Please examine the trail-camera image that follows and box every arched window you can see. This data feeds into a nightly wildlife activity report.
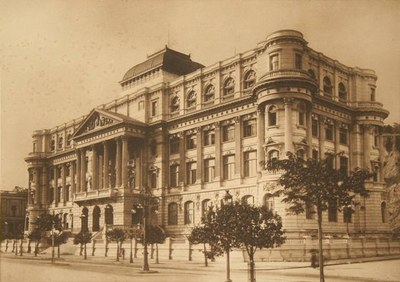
[168,203,178,225]
[268,150,279,162]
[186,91,197,108]
[296,149,305,160]
[298,103,305,126]
[323,76,333,96]
[201,199,211,220]
[51,139,56,151]
[66,134,72,147]
[171,96,180,112]
[381,202,387,223]
[92,206,100,232]
[241,195,254,205]
[204,84,215,102]
[328,200,337,222]
[308,69,316,79]
[223,77,235,96]
[338,83,347,101]
[264,194,274,212]
[244,70,256,89]
[81,207,89,232]
[268,105,277,126]
[58,137,63,149]
[63,213,69,229]
[105,204,113,225]
[184,201,195,225]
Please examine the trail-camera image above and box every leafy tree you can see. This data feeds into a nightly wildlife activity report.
[267,152,371,282]
[46,232,69,258]
[28,229,42,256]
[73,231,92,259]
[188,222,223,267]
[106,228,126,261]
[234,204,285,282]
[135,225,166,264]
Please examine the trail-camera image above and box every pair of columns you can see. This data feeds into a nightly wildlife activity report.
[75,136,129,193]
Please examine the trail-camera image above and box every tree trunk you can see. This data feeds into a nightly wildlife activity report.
[116,242,120,261]
[15,240,18,255]
[58,245,60,258]
[80,244,83,256]
[20,239,23,256]
[249,251,255,282]
[203,244,208,267]
[317,207,325,282]
[27,240,31,253]
[130,238,133,263]
[155,243,159,264]
[34,241,39,256]
[226,249,231,282]
[84,243,87,260]
[5,240,9,252]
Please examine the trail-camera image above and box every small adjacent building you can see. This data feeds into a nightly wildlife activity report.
[0,186,28,237]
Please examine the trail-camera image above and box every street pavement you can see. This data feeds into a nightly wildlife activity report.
[1,251,400,282]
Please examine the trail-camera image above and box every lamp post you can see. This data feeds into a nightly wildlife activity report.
[223,190,233,282]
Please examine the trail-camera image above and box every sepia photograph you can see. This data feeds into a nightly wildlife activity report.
[1,0,399,281]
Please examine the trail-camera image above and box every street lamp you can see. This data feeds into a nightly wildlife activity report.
[223,190,233,205]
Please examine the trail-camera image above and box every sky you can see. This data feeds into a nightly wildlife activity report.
[1,0,399,190]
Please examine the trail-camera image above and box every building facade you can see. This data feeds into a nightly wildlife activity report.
[0,187,28,237]
[25,30,390,240]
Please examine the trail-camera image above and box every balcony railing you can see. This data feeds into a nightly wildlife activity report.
[74,188,116,201]
[259,69,313,81]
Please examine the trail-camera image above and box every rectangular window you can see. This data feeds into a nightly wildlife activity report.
[343,207,352,223]
[339,127,348,144]
[270,54,279,71]
[244,151,257,177]
[295,54,302,69]
[186,134,197,150]
[371,88,375,101]
[65,186,70,202]
[328,201,338,222]
[305,201,315,219]
[243,119,256,137]
[340,156,348,176]
[223,155,235,180]
[299,112,305,126]
[170,138,180,154]
[204,159,215,183]
[312,149,319,160]
[150,172,157,188]
[204,130,215,146]
[325,124,334,141]
[138,101,144,111]
[312,119,319,137]
[186,162,197,185]
[151,100,158,116]
[170,165,179,187]
[222,124,235,142]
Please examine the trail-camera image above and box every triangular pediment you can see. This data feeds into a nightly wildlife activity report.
[72,109,124,138]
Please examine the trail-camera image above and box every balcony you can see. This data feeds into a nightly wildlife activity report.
[74,188,117,203]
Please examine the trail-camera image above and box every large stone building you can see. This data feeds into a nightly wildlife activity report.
[25,30,391,241]
[0,186,28,237]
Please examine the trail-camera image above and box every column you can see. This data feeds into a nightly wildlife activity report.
[334,121,340,168]
[257,107,265,172]
[234,117,242,177]
[122,136,129,188]
[76,150,81,193]
[363,125,371,170]
[27,169,32,205]
[70,161,76,197]
[196,128,202,183]
[284,98,294,154]
[319,116,326,159]
[306,106,313,158]
[62,163,66,203]
[116,138,122,187]
[179,133,186,185]
[214,122,222,182]
[103,142,109,189]
[92,145,98,190]
[378,128,385,181]
[34,168,41,205]
[54,166,58,204]
[41,167,48,205]
[80,149,87,192]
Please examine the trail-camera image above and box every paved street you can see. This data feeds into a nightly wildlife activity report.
[1,253,400,282]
